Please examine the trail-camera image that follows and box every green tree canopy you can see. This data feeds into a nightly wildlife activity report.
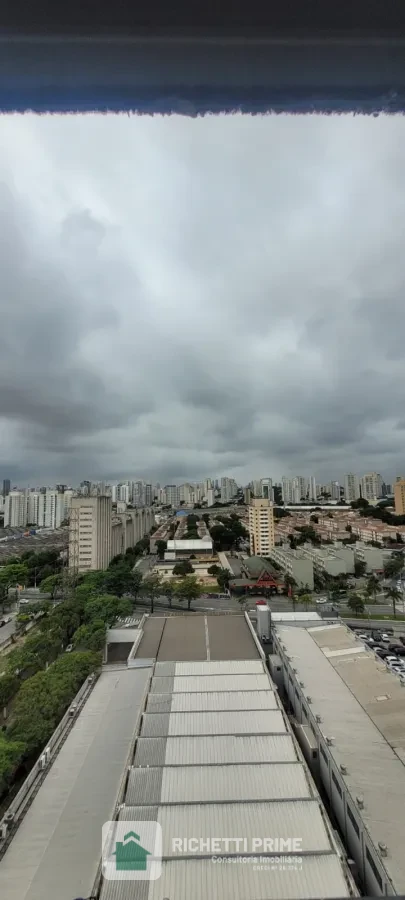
[173,560,194,576]
[174,575,202,610]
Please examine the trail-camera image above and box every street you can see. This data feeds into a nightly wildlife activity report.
[0,613,17,645]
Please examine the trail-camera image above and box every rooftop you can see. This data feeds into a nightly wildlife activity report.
[275,622,405,892]
[100,656,354,900]
[0,667,150,900]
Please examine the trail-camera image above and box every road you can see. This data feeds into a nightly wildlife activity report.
[0,613,17,645]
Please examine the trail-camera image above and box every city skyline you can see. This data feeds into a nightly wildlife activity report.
[2,115,405,483]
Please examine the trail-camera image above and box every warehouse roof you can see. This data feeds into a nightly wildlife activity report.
[99,648,354,900]
[167,538,213,550]
[133,733,300,767]
[126,761,312,805]
[275,622,405,892]
[0,667,150,900]
[100,855,353,900]
[146,689,278,713]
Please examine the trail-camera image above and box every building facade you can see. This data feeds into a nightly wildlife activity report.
[394,478,405,516]
[361,472,383,502]
[69,495,113,573]
[344,473,360,503]
[248,498,275,557]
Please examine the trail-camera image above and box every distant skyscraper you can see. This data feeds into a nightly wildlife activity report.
[344,473,360,503]
[207,488,215,507]
[308,476,317,501]
[2,479,10,499]
[4,490,27,527]
[220,477,237,503]
[361,472,383,502]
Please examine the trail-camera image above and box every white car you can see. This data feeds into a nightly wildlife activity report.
[315,598,327,605]
[381,633,390,642]
[357,633,369,641]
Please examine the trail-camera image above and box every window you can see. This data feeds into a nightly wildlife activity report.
[347,803,360,838]
[366,848,383,890]
[332,771,342,798]
[320,744,328,764]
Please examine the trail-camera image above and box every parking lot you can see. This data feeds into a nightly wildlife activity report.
[348,623,405,681]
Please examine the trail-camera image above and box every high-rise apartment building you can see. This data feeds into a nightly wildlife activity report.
[69,495,112,573]
[220,477,237,503]
[164,485,180,507]
[244,486,252,505]
[4,490,27,527]
[394,479,405,516]
[248,498,275,557]
[361,472,383,503]
[308,476,317,501]
[207,488,215,507]
[2,479,10,499]
[344,473,360,503]
[260,478,273,500]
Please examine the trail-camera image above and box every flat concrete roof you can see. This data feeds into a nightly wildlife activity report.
[0,668,150,900]
[275,622,405,892]
[134,614,260,663]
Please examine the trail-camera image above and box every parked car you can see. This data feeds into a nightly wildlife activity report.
[357,633,369,641]
[375,647,390,658]
[371,631,382,641]
[381,633,391,642]
[385,656,399,664]
[65,644,73,653]
[400,635,405,646]
[388,643,404,653]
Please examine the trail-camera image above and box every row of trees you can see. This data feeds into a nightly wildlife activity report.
[0,548,65,612]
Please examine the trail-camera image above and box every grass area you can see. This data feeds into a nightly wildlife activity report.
[201,584,223,593]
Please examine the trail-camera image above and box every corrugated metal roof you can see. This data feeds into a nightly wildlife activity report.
[167,539,213,550]
[126,763,311,805]
[170,673,271,692]
[119,800,333,855]
[100,855,352,900]
[169,691,278,712]
[174,660,265,676]
[141,709,287,738]
[0,668,150,900]
[276,623,405,892]
[134,734,299,767]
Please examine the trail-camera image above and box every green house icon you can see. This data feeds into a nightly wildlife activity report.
[112,830,151,871]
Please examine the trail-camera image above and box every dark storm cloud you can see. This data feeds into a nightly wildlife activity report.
[1,112,405,485]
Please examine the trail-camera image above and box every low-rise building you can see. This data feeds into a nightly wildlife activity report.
[267,546,314,590]
[272,621,405,896]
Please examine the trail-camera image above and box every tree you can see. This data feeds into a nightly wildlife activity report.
[365,574,380,604]
[384,586,402,618]
[297,591,312,611]
[354,559,367,578]
[140,575,162,614]
[164,582,174,608]
[217,570,230,592]
[0,563,28,591]
[208,564,221,576]
[351,498,369,509]
[173,560,194,576]
[0,672,19,711]
[174,575,202,610]
[347,593,365,616]
[103,562,135,597]
[283,573,296,598]
[40,574,62,600]
[156,540,167,560]
[384,555,404,579]
[73,620,106,652]
[0,734,25,798]
[310,515,319,523]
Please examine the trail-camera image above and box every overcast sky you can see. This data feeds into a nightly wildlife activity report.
[1,113,405,488]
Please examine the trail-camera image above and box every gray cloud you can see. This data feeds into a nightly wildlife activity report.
[1,112,405,487]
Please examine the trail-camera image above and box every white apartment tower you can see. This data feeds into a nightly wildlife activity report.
[361,472,383,503]
[344,473,360,503]
[69,495,112,573]
[220,477,237,503]
[4,491,28,527]
[248,498,275,557]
